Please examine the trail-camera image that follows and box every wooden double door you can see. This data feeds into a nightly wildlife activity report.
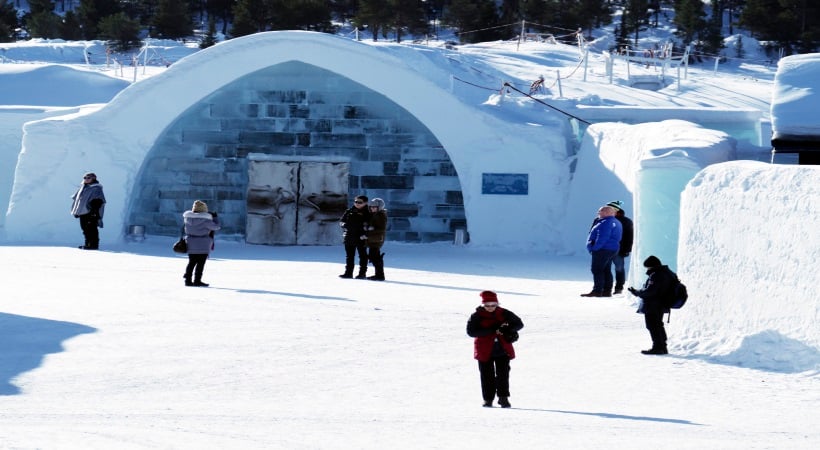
[246,160,349,245]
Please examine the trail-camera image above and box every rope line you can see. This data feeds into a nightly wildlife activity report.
[503,82,590,125]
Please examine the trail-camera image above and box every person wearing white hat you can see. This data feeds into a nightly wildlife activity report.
[606,200,634,295]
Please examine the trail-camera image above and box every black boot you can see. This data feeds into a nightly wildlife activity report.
[355,267,367,279]
[193,273,209,287]
[339,266,354,278]
[183,273,193,287]
[498,397,511,408]
[641,347,668,355]
[368,254,385,280]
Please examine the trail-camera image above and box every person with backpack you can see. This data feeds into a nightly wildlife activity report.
[466,291,524,408]
[628,255,676,355]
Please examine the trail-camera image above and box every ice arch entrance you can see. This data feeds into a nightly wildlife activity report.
[127,61,466,244]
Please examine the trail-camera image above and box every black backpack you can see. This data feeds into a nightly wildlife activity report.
[663,273,688,323]
[666,274,688,309]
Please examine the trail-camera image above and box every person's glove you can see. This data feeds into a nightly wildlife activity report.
[627,287,638,296]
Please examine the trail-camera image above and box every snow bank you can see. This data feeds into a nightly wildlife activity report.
[676,161,820,372]
[771,53,820,138]
[0,64,129,106]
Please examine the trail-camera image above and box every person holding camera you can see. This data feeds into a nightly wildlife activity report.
[182,200,220,287]
[628,255,675,355]
[70,172,106,250]
[466,291,524,408]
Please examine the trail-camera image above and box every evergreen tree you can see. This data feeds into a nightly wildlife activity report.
[699,6,724,56]
[206,0,234,35]
[77,0,122,39]
[354,0,390,41]
[622,0,650,45]
[0,0,18,42]
[98,11,141,51]
[270,0,335,32]
[199,16,217,48]
[573,0,614,39]
[153,0,193,39]
[673,0,705,45]
[445,0,503,43]
[388,0,427,42]
[60,10,84,40]
[230,0,270,37]
[26,0,61,38]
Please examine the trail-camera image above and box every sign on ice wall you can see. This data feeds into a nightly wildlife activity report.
[481,173,529,195]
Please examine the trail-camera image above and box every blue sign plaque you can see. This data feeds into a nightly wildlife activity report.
[481,173,528,195]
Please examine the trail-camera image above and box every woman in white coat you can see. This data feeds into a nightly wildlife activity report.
[182,200,220,287]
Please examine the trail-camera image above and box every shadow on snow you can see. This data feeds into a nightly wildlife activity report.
[0,312,96,395]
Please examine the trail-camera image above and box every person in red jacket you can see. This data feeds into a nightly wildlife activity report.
[466,291,524,408]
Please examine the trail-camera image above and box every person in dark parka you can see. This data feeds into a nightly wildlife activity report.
[628,255,675,355]
[466,291,524,408]
[365,198,388,281]
[339,195,371,279]
[183,200,220,287]
[70,172,106,250]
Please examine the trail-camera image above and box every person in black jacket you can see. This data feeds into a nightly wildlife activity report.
[466,291,524,408]
[607,200,634,295]
[628,255,675,355]
[338,195,371,279]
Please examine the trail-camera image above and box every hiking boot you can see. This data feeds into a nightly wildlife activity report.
[498,397,511,408]
[580,291,601,297]
[601,291,612,297]
[613,287,623,295]
[367,275,385,281]
[641,348,668,355]
[339,272,353,279]
[193,280,209,287]
[482,400,493,408]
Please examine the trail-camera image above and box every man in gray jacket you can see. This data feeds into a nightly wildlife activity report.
[70,172,106,250]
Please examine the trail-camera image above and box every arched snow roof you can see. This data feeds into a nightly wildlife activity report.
[7,31,567,249]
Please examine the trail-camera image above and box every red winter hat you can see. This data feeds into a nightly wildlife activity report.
[480,290,499,304]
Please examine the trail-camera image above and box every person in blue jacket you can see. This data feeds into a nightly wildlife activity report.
[581,205,623,297]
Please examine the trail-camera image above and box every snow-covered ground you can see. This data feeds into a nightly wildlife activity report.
[1,20,818,449]
[1,241,817,449]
